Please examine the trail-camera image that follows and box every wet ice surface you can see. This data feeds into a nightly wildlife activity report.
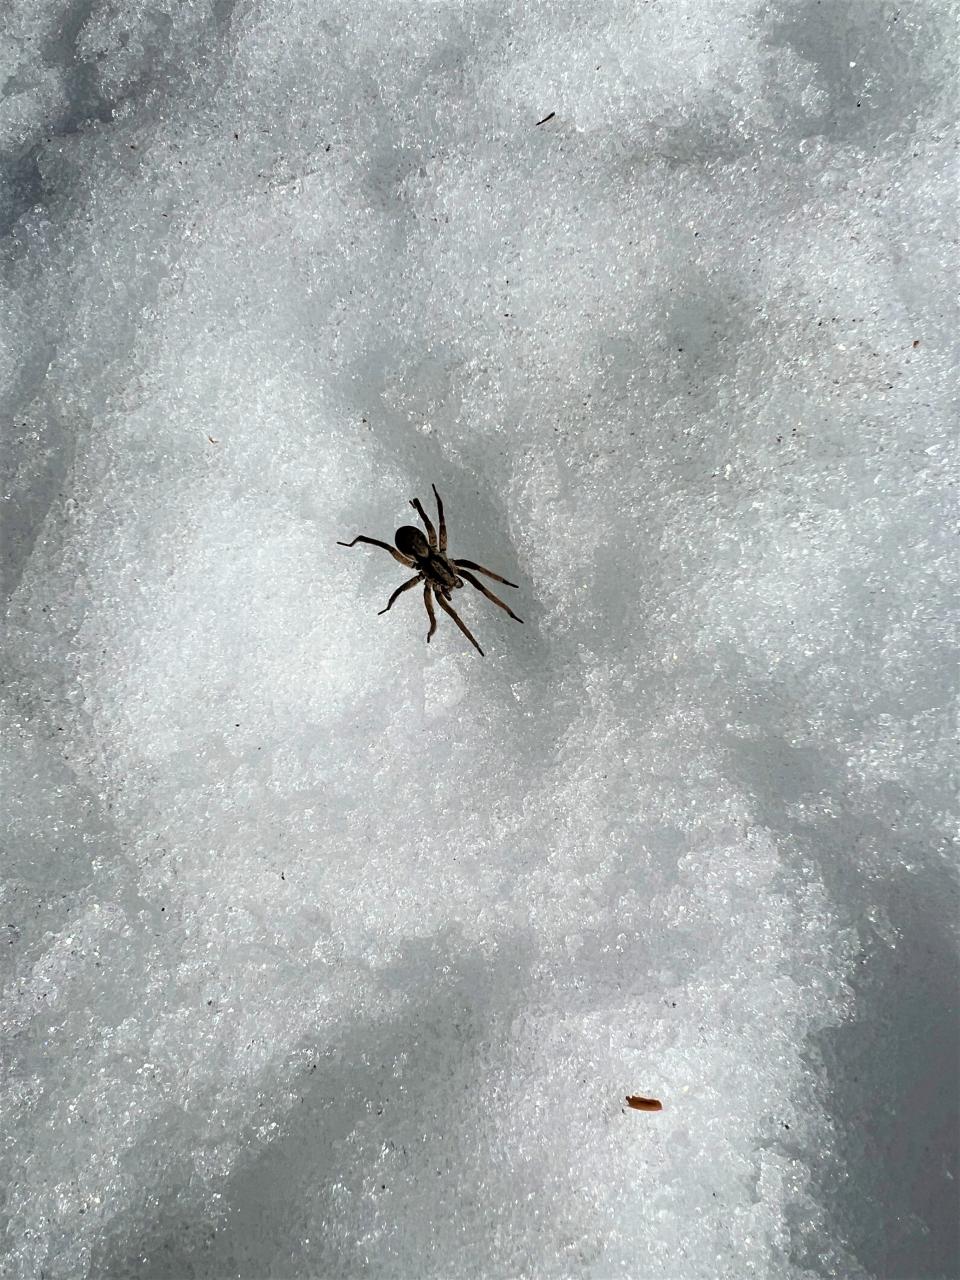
[1,1,958,1277]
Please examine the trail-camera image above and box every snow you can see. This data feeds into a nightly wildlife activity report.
[2,0,957,1276]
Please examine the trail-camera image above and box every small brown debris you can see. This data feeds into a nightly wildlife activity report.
[912,339,920,347]
[625,1095,663,1112]
[536,111,556,126]
[207,436,219,444]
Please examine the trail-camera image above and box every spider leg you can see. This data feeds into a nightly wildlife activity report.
[459,569,524,623]
[453,558,519,588]
[378,574,422,615]
[423,583,437,643]
[432,484,447,552]
[435,591,485,656]
[338,535,414,567]
[409,498,437,549]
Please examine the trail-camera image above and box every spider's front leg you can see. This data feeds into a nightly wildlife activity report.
[459,570,524,623]
[454,558,519,588]
[435,592,485,656]
[423,584,438,642]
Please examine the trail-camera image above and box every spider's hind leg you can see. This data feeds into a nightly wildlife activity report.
[338,534,414,567]
[432,484,447,551]
[409,498,437,549]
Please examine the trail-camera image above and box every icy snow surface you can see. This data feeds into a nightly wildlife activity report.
[2,0,958,1277]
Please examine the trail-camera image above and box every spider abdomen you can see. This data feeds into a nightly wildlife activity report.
[395,525,430,558]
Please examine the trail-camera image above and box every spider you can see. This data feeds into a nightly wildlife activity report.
[337,484,523,656]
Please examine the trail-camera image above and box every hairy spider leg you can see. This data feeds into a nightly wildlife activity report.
[337,535,414,567]
[458,570,524,623]
[378,574,422,615]
[431,484,447,552]
[409,498,437,549]
[453,558,519,588]
[423,584,438,642]
[435,592,485,656]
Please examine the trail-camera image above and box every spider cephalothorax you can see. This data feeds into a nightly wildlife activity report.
[337,485,523,656]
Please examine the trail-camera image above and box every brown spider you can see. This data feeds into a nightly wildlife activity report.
[337,484,523,656]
